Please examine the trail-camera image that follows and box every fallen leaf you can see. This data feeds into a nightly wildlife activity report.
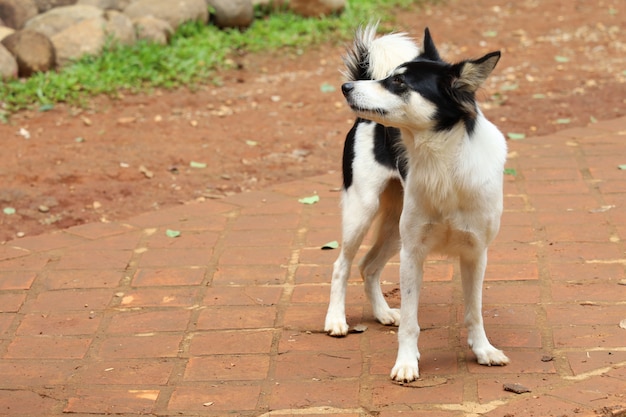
[245,140,258,146]
[320,82,336,93]
[590,116,598,123]
[483,30,498,37]
[165,229,181,238]
[532,93,546,99]
[618,164,626,170]
[619,319,626,329]
[3,207,16,215]
[555,118,571,124]
[139,165,154,179]
[507,132,526,140]
[554,55,570,63]
[589,205,615,213]
[504,168,517,176]
[350,324,368,333]
[39,103,54,112]
[117,116,136,124]
[298,195,320,205]
[190,161,207,169]
[321,240,339,250]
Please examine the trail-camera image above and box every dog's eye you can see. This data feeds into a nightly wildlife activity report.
[392,75,405,87]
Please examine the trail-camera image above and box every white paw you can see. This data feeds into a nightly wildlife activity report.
[375,307,400,326]
[390,360,420,382]
[474,346,510,366]
[324,316,349,337]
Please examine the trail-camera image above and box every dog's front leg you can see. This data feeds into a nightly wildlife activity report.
[390,245,424,382]
[461,250,510,366]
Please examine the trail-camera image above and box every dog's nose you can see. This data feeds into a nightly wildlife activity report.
[341,82,354,96]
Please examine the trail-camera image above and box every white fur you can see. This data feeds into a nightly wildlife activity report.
[325,26,509,382]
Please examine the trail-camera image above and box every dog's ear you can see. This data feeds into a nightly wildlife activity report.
[452,51,501,93]
[421,27,441,61]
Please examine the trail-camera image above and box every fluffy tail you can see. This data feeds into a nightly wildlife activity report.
[342,22,420,82]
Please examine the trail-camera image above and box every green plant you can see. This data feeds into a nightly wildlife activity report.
[0,0,432,115]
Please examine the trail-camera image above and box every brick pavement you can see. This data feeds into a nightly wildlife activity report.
[1,117,626,416]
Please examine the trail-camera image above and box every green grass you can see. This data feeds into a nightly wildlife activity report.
[0,0,432,117]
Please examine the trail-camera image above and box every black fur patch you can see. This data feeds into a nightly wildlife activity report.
[342,119,359,189]
[373,123,407,179]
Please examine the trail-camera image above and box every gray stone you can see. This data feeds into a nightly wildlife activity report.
[123,0,208,31]
[133,15,173,45]
[77,0,130,11]
[207,0,253,29]
[33,0,77,13]
[0,0,39,29]
[0,42,17,78]
[1,29,55,76]
[51,16,105,66]
[0,25,14,41]
[289,0,345,17]
[24,4,103,37]
[105,9,135,45]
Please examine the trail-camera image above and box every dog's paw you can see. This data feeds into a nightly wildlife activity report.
[375,307,400,327]
[324,318,349,337]
[390,361,420,383]
[474,346,510,366]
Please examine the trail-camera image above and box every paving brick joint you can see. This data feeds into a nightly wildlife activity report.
[1,118,626,416]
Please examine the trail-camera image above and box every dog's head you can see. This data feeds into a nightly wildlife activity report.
[342,28,500,134]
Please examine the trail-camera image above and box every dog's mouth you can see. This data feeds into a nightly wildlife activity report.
[346,101,388,117]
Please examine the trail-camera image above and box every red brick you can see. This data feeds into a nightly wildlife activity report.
[97,334,182,358]
[0,252,50,270]
[477,373,565,403]
[20,289,112,312]
[196,306,277,330]
[106,309,191,333]
[487,242,538,264]
[0,389,59,415]
[117,287,199,308]
[223,228,296,247]
[55,249,133,270]
[10,232,83,253]
[549,375,626,409]
[553,325,625,348]
[294,264,334,284]
[0,313,14,334]
[278,330,361,353]
[231,213,301,230]
[212,265,288,285]
[218,246,292,266]
[132,267,207,286]
[371,374,464,405]
[0,360,78,386]
[64,388,159,414]
[0,292,26,312]
[184,355,270,381]
[145,229,219,248]
[551,280,626,302]
[65,222,136,239]
[39,269,122,289]
[6,336,91,359]
[369,349,458,376]
[168,385,261,412]
[203,285,283,306]
[269,379,360,409]
[71,359,174,385]
[282,304,357,332]
[274,350,362,379]
[189,330,274,355]
[17,311,101,336]
[76,230,143,250]
[546,304,625,325]
[547,262,623,282]
[137,247,213,267]
[0,271,37,290]
[467,350,556,374]
[565,350,626,377]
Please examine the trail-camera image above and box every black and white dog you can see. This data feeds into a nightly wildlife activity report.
[324,23,509,382]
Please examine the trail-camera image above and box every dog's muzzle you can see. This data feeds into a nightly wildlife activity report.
[341,82,355,97]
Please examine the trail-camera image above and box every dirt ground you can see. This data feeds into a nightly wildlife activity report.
[1,0,624,243]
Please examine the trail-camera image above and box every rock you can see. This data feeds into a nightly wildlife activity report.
[0,25,14,41]
[104,9,135,45]
[33,0,77,13]
[24,4,103,37]
[0,0,39,29]
[76,0,130,11]
[51,16,105,66]
[132,15,173,45]
[123,0,208,31]
[1,29,55,76]
[207,0,253,29]
[0,43,17,78]
[289,0,345,17]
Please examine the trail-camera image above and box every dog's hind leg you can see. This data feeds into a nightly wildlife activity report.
[359,179,402,327]
[460,250,510,366]
[325,184,386,337]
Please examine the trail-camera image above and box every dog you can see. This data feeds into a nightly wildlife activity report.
[324,23,510,382]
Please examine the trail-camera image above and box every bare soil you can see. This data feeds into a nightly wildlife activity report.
[1,0,624,243]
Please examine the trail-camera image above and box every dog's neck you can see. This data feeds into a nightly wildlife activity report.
[400,122,468,165]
